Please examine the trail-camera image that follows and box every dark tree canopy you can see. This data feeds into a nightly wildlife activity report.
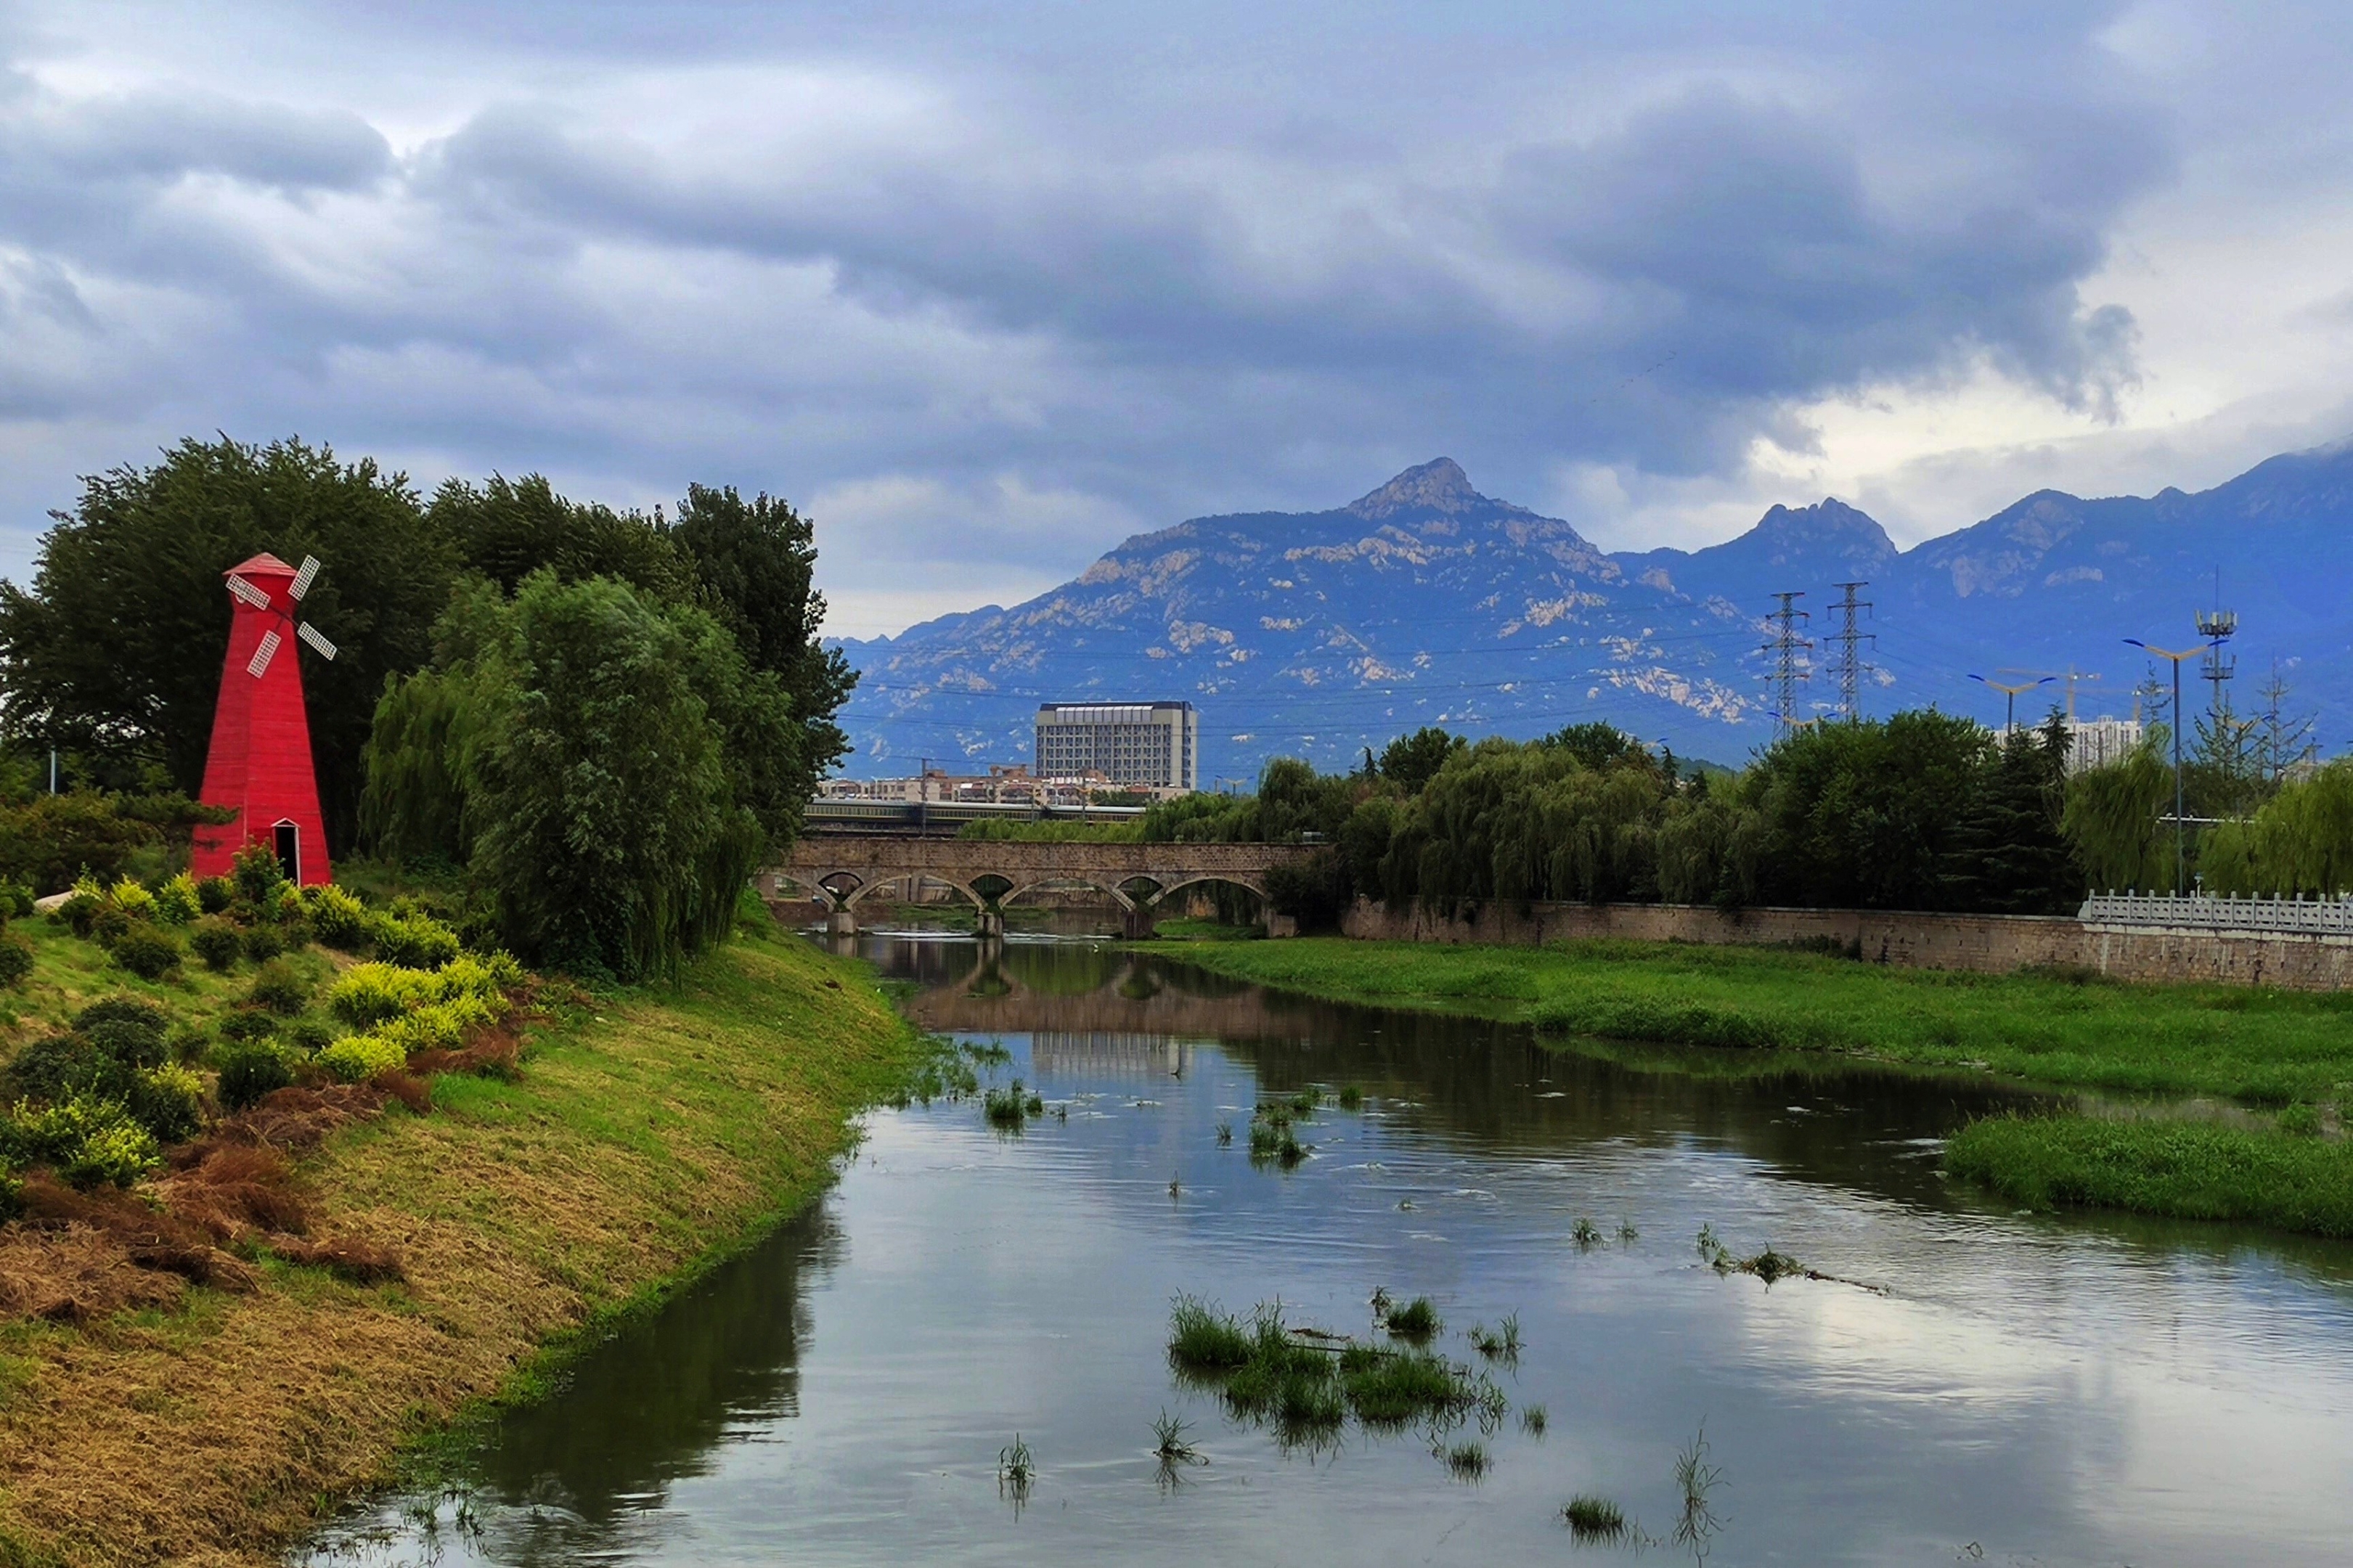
[1378,726,1464,793]
[433,473,694,600]
[0,436,455,852]
[671,483,857,786]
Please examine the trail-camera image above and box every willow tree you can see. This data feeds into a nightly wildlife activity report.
[2062,741,2177,893]
[365,571,801,980]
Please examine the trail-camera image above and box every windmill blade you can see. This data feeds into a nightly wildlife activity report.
[227,574,272,611]
[289,555,322,602]
[248,629,282,677]
[296,621,338,661]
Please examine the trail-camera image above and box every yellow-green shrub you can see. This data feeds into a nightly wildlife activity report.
[317,1034,407,1083]
[323,963,438,1027]
[153,873,202,925]
[303,883,371,950]
[107,876,158,920]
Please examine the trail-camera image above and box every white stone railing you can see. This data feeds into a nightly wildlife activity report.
[2077,891,2353,936]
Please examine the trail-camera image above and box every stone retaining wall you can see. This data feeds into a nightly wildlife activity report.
[1339,897,2353,991]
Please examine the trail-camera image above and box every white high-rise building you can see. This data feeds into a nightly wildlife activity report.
[1035,702,1199,793]
[2066,716,2145,774]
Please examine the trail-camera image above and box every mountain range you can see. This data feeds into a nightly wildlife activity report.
[830,441,2353,778]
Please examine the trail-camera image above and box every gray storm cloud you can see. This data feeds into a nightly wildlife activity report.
[0,0,2277,623]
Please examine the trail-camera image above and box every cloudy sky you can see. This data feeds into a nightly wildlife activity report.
[1,1,2348,635]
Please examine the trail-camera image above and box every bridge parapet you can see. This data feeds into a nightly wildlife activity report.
[772,834,1314,935]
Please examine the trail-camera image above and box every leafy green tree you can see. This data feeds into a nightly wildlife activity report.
[1739,711,1994,909]
[0,437,454,852]
[463,573,746,979]
[1941,718,2080,914]
[672,484,857,748]
[1377,727,1464,793]
[433,473,693,600]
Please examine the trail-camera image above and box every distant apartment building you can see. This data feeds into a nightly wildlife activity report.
[1035,701,1199,793]
[2065,716,2145,775]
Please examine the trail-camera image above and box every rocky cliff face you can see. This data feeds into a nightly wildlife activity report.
[833,441,2353,776]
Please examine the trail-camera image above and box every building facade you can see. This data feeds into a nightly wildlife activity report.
[2065,716,2145,775]
[1035,701,1199,793]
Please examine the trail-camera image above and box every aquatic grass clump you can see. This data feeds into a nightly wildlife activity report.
[1151,1409,1202,1464]
[1382,1294,1440,1342]
[1520,1402,1548,1437]
[1165,1296,1498,1463]
[1215,1121,1233,1146]
[1167,1295,1257,1373]
[1466,1312,1520,1363]
[1672,1422,1726,1553]
[1442,1440,1490,1482]
[1563,1494,1627,1542]
[1572,1217,1604,1249]
[998,1434,1033,1504]
[982,1079,1043,1131]
[1337,1084,1365,1110]
[1698,1225,1808,1283]
[1341,1347,1463,1428]
[1247,1117,1310,1169]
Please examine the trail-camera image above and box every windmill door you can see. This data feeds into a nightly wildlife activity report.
[272,820,302,885]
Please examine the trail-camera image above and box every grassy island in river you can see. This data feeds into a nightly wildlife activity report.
[1143,936,2353,1238]
[0,923,918,1567]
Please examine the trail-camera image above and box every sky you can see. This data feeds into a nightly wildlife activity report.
[1,1,2349,637]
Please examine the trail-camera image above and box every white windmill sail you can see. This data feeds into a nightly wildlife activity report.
[237,555,337,677]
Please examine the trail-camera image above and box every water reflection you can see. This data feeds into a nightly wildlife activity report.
[304,934,2353,1568]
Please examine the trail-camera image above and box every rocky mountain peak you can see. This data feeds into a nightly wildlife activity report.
[1345,457,1482,520]
[1744,497,1898,565]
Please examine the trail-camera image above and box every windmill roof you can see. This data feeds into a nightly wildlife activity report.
[227,552,296,579]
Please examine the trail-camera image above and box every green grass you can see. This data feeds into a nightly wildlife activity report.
[1949,1113,2353,1236]
[1150,936,2353,1105]
[0,918,926,1564]
[1149,917,1263,942]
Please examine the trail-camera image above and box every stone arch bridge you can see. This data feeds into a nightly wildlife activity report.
[772,835,1313,936]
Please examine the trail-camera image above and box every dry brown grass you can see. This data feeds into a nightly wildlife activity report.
[0,930,915,1567]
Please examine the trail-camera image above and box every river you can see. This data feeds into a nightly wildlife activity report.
[300,934,2353,1566]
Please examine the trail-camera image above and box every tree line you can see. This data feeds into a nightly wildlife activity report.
[1157,711,2353,928]
[0,436,854,979]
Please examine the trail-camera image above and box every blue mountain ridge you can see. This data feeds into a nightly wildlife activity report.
[829,443,2353,778]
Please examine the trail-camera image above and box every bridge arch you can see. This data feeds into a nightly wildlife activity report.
[1001,877,1139,913]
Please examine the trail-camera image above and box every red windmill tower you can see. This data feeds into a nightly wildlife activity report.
[189,552,339,886]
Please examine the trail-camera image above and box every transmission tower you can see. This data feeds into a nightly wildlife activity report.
[1826,581,1875,721]
[1761,592,1811,738]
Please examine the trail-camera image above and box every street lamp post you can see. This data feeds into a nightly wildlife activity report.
[2126,638,2200,894]
[1969,673,2055,738]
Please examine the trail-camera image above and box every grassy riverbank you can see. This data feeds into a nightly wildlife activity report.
[0,924,919,1567]
[1145,936,2353,1236]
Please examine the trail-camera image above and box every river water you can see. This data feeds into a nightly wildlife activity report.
[302,935,2353,1567]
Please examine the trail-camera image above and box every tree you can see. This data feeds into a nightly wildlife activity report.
[432,473,693,600]
[2063,740,2175,893]
[1941,718,2079,914]
[1377,727,1464,793]
[0,436,454,853]
[671,484,857,801]
[1742,711,1993,910]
